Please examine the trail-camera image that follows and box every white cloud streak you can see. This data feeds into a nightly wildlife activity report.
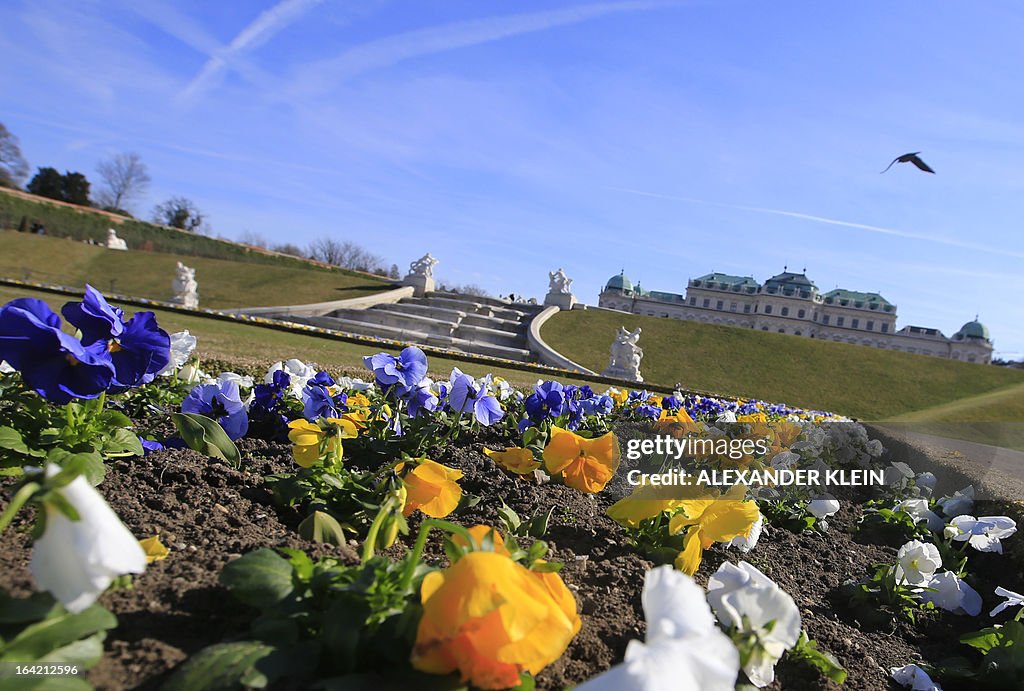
[611,187,1024,260]
[292,1,677,97]
[179,0,325,102]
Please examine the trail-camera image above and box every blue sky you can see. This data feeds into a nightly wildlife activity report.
[3,0,1023,357]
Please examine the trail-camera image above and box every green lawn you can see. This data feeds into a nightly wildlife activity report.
[0,286,595,390]
[885,382,1024,451]
[0,231,391,308]
[542,309,1024,420]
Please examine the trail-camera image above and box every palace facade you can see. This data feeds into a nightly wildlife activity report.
[598,269,993,364]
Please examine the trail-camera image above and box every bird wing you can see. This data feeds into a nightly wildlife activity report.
[909,154,935,173]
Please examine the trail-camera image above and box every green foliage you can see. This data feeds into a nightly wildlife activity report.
[165,548,436,690]
[497,501,555,539]
[842,564,932,624]
[858,502,929,541]
[170,412,240,466]
[788,631,848,684]
[760,496,818,534]
[0,590,117,684]
[938,621,1024,687]
[0,380,142,484]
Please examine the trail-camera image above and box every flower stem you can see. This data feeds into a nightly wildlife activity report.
[398,518,472,593]
[361,502,389,563]
[0,482,41,534]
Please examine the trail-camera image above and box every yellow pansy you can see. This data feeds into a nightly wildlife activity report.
[452,524,511,556]
[608,388,629,408]
[607,481,713,529]
[402,459,464,518]
[483,446,540,475]
[669,488,760,575]
[411,551,581,689]
[542,426,620,494]
[287,417,358,467]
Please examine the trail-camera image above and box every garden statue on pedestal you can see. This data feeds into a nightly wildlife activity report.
[602,326,643,382]
[544,267,577,310]
[106,228,128,251]
[403,252,438,296]
[172,262,199,309]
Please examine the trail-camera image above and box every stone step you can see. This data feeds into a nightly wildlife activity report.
[417,295,535,322]
[454,322,528,349]
[326,308,458,337]
[430,291,545,313]
[289,316,534,362]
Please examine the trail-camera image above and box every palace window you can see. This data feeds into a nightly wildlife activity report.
[716,300,724,310]
[781,307,789,316]
[881,323,889,333]
[836,316,845,326]
[730,302,737,312]
[821,315,830,325]
[798,309,806,318]
[867,320,874,331]
[852,319,860,329]
[744,304,751,313]
[689,297,696,305]
[703,298,710,308]
[764,305,773,314]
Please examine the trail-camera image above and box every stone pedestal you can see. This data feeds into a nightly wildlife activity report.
[602,326,643,382]
[403,273,435,297]
[602,363,643,383]
[544,292,577,310]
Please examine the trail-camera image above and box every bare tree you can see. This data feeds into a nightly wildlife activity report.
[388,263,400,279]
[96,152,151,212]
[272,242,307,257]
[152,196,205,233]
[307,236,387,273]
[0,123,29,188]
[442,282,492,297]
[238,230,268,248]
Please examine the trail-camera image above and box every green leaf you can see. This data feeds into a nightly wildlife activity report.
[298,511,347,546]
[0,605,116,663]
[35,633,106,668]
[0,427,31,455]
[321,599,369,673]
[44,449,104,487]
[170,413,241,467]
[219,550,294,608]
[161,641,277,691]
[789,631,847,684]
[101,428,143,457]
[0,592,62,625]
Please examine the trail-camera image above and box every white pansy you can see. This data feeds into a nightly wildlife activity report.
[891,663,942,691]
[30,466,147,613]
[265,359,317,397]
[335,376,374,392]
[716,411,737,424]
[216,372,254,389]
[156,330,197,376]
[706,561,801,687]
[865,438,884,457]
[807,494,840,519]
[178,363,207,385]
[990,586,1024,617]
[894,540,942,586]
[729,514,764,552]
[491,376,514,401]
[0,360,14,374]
[883,462,915,489]
[895,498,945,532]
[576,566,739,691]
[770,451,800,471]
[945,515,1017,553]
[936,485,975,517]
[919,571,982,616]
[914,472,937,496]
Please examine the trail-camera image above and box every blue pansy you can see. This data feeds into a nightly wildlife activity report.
[661,395,683,411]
[302,378,347,420]
[363,346,428,389]
[0,297,114,403]
[248,369,292,439]
[406,380,440,418]
[182,379,249,440]
[636,403,663,420]
[447,368,504,426]
[62,285,171,390]
[524,380,568,422]
[580,394,614,416]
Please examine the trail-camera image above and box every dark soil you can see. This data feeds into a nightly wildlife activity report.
[2,428,1022,690]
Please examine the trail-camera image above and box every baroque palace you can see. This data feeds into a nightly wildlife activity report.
[598,268,993,364]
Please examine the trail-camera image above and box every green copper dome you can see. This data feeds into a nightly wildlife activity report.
[957,319,990,340]
[606,271,633,292]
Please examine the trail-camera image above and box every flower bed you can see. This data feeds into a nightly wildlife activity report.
[1,288,1022,690]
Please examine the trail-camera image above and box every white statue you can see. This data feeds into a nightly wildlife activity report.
[408,253,439,278]
[603,326,643,382]
[106,228,128,251]
[548,268,573,295]
[172,262,199,309]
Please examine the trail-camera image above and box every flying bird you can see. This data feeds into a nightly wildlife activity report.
[881,152,935,174]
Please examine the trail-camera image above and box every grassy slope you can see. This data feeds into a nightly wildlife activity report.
[0,286,596,390]
[542,309,1024,420]
[0,231,390,308]
[884,382,1024,451]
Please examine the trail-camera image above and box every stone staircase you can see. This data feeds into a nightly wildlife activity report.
[290,291,545,362]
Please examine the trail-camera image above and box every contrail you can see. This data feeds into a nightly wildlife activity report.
[610,187,1024,261]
